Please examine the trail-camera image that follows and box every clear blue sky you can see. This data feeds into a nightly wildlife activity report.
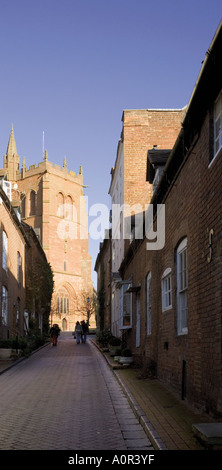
[0,0,221,286]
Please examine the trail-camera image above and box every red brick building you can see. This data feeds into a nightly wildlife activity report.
[0,186,26,338]
[109,108,185,337]
[95,229,111,331]
[118,21,222,416]
[0,184,52,339]
[1,130,93,332]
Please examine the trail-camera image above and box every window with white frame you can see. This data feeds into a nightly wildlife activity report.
[16,298,20,326]
[2,230,8,271]
[17,252,22,284]
[120,282,132,329]
[2,286,8,325]
[146,272,152,335]
[162,268,172,311]
[214,90,222,157]
[176,238,188,335]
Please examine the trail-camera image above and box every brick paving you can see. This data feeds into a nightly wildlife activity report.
[0,333,153,451]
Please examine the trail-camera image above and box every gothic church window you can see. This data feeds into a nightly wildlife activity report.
[65,195,73,220]
[56,287,70,315]
[21,195,26,218]
[29,190,36,216]
[57,192,64,217]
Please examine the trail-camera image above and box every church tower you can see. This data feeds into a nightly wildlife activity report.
[4,126,19,182]
[2,128,93,331]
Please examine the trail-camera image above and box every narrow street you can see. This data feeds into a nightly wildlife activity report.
[0,332,153,451]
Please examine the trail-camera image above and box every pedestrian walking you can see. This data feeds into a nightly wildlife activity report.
[49,324,60,346]
[75,321,83,344]
[81,320,89,343]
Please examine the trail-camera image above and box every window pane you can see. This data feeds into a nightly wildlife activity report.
[123,292,131,326]
[121,283,132,328]
[177,240,188,334]
[146,273,151,334]
[2,231,7,270]
[2,286,8,325]
[214,92,222,156]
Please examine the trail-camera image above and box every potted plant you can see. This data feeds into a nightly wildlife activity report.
[108,336,121,356]
[114,348,122,362]
[119,348,133,365]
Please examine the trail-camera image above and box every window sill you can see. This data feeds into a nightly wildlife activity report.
[177,328,188,336]
[162,306,172,313]
[208,147,221,169]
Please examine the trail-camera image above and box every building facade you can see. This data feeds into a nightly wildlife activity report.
[118,21,222,416]
[109,108,186,337]
[95,229,111,331]
[0,184,52,339]
[0,187,26,338]
[1,131,93,332]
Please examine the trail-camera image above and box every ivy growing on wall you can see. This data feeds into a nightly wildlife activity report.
[26,258,54,333]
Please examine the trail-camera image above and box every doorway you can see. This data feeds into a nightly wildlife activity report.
[62,318,67,331]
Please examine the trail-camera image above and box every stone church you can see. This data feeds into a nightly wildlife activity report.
[1,127,93,331]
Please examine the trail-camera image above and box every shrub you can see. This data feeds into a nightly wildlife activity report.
[121,348,132,357]
[96,329,113,347]
[115,348,122,356]
[109,336,121,347]
[0,339,13,349]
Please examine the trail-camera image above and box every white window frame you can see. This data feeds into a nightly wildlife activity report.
[162,268,172,312]
[16,298,20,326]
[2,230,8,271]
[2,286,8,325]
[214,90,222,158]
[177,238,188,335]
[136,291,141,347]
[146,272,152,335]
[17,251,22,284]
[120,282,132,329]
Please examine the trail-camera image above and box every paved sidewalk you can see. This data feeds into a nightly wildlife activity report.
[0,333,153,451]
[99,348,216,451]
[0,335,216,451]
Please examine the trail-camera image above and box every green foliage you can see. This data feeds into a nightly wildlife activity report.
[121,348,132,357]
[26,259,54,312]
[109,336,121,347]
[96,329,113,347]
[0,339,13,349]
[115,348,122,356]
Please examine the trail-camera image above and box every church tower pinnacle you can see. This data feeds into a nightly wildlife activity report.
[4,126,19,181]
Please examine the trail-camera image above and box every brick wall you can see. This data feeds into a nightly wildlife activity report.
[123,109,186,207]
[121,107,222,416]
[16,159,93,331]
[0,192,26,338]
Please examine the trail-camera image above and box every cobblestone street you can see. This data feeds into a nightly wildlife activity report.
[0,333,153,451]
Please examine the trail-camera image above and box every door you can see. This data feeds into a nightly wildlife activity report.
[136,292,140,347]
